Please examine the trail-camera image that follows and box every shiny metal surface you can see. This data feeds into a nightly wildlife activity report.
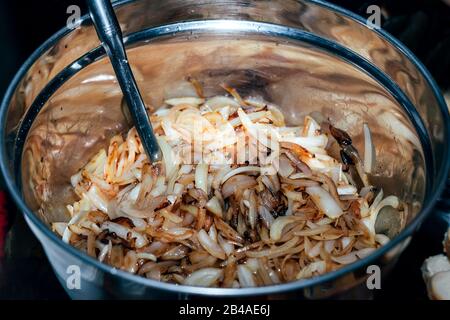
[88,0,162,163]
[0,0,449,299]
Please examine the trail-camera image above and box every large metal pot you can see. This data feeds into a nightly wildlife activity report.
[1,0,449,299]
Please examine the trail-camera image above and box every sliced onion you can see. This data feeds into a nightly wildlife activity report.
[324,240,335,253]
[161,245,189,260]
[56,85,403,288]
[218,234,234,256]
[208,224,218,242]
[52,222,67,237]
[296,261,326,279]
[237,265,256,287]
[337,184,358,196]
[150,176,167,197]
[237,108,279,149]
[278,154,295,178]
[270,216,304,241]
[195,163,209,194]
[307,241,322,258]
[245,258,260,273]
[279,135,328,150]
[173,183,184,195]
[136,252,157,261]
[180,204,199,217]
[206,196,223,218]
[62,209,89,243]
[97,241,111,262]
[355,247,376,259]
[101,221,148,248]
[363,123,375,174]
[258,205,275,229]
[160,209,183,224]
[244,96,270,109]
[375,233,390,245]
[157,136,177,179]
[165,97,204,106]
[214,217,244,243]
[222,175,257,199]
[220,166,260,185]
[284,190,303,202]
[371,195,399,216]
[198,229,226,260]
[211,165,231,190]
[269,269,281,284]
[332,248,376,265]
[256,259,274,286]
[123,250,139,273]
[294,225,331,236]
[86,185,109,214]
[166,228,194,240]
[184,268,223,287]
[70,171,82,188]
[363,195,399,235]
[331,252,358,265]
[341,237,353,249]
[266,104,285,127]
[246,236,299,258]
[229,110,267,127]
[246,191,258,229]
[205,95,240,110]
[370,189,384,210]
[303,116,321,137]
[305,186,343,218]
[280,177,319,187]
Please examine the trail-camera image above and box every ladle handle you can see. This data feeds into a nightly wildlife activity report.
[87,0,162,163]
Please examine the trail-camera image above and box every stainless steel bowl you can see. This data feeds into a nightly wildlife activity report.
[1,0,449,299]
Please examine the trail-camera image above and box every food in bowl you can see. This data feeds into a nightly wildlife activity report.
[51,85,405,287]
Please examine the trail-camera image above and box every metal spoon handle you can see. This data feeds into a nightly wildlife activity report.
[87,0,161,162]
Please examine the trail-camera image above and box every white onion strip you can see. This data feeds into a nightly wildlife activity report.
[195,163,209,194]
[305,186,343,219]
[363,123,375,173]
[198,229,226,260]
[220,166,260,184]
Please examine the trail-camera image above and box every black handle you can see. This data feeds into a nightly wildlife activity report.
[87,0,161,162]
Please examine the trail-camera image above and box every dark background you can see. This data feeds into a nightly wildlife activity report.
[0,0,449,299]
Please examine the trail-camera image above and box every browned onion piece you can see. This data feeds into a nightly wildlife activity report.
[246,237,300,259]
[278,154,295,178]
[310,173,343,209]
[282,149,312,176]
[222,174,257,198]
[280,176,319,188]
[184,268,223,287]
[214,217,244,244]
[161,245,190,260]
[222,258,237,288]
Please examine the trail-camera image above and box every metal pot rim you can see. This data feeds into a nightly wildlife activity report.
[1,0,449,297]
